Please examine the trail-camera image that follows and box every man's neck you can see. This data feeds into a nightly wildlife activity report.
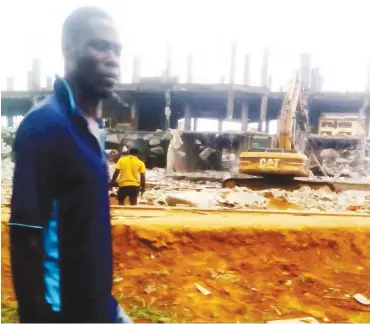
[65,76,100,118]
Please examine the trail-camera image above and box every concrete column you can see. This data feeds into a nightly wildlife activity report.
[258,95,268,132]
[8,116,14,128]
[186,55,193,83]
[261,48,269,87]
[226,89,235,120]
[227,43,236,120]
[300,53,311,90]
[268,76,272,90]
[164,89,171,130]
[27,71,33,91]
[266,120,270,134]
[241,101,249,131]
[132,55,141,83]
[316,68,322,91]
[31,58,41,90]
[218,119,223,132]
[184,103,192,131]
[193,118,198,131]
[244,54,250,85]
[310,68,317,91]
[366,62,370,92]
[229,42,236,84]
[164,42,172,82]
[46,76,53,90]
[130,100,138,130]
[6,77,14,91]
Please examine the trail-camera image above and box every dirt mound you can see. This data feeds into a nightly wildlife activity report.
[2,214,370,323]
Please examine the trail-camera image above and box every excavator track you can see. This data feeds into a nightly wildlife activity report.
[222,175,370,193]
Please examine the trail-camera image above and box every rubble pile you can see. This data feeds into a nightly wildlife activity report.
[1,134,14,205]
[310,148,370,180]
[1,158,13,204]
[106,130,174,169]
[266,186,370,212]
[140,183,370,213]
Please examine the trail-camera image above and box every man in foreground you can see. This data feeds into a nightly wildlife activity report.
[9,6,131,323]
[111,148,146,205]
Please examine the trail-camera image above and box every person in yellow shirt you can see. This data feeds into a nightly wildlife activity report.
[111,148,146,205]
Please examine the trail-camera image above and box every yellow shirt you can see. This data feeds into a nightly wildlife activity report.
[115,155,146,187]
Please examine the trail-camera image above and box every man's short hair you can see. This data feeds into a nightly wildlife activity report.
[129,148,140,155]
[62,6,112,47]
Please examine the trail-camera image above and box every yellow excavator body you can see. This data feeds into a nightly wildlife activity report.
[239,149,308,178]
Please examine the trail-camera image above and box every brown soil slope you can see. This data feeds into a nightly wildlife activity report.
[2,211,370,323]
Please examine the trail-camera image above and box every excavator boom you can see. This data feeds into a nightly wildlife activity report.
[278,75,302,149]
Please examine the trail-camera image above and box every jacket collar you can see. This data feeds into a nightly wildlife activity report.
[53,76,104,129]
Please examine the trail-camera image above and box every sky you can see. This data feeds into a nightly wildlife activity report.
[1,0,369,91]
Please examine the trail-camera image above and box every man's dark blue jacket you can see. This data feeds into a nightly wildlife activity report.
[9,77,118,322]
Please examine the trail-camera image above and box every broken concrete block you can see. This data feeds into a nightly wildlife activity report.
[150,147,165,155]
[149,138,161,146]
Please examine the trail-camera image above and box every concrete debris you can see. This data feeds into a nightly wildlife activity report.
[105,134,120,144]
[1,157,14,205]
[353,293,370,305]
[138,170,370,212]
[167,130,185,174]
[265,188,287,199]
[222,189,268,209]
[221,150,238,171]
[144,284,157,294]
[158,190,223,208]
[126,140,135,148]
[150,147,165,155]
[194,283,212,295]
[149,138,161,146]
[143,133,155,141]
[311,148,370,179]
[199,148,216,161]
[125,133,139,141]
[2,152,370,213]
[282,187,369,212]
[161,132,173,141]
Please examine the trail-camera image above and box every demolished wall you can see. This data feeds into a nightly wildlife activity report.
[308,137,370,180]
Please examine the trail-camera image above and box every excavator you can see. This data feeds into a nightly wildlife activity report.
[222,74,336,191]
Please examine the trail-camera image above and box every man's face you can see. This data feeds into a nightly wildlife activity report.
[73,17,121,99]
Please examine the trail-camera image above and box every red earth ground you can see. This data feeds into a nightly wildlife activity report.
[2,210,370,323]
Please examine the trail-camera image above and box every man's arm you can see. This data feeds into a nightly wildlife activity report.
[140,173,146,194]
[139,161,146,194]
[110,159,121,186]
[10,112,57,322]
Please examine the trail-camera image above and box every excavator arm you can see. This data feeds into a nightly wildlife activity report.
[277,74,305,150]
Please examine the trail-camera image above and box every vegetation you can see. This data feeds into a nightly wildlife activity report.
[115,293,187,323]
[1,300,18,323]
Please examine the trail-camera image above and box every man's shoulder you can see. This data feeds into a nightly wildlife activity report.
[120,155,132,163]
[18,95,68,134]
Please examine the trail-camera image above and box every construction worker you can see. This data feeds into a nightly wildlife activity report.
[9,6,131,323]
[111,148,146,205]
